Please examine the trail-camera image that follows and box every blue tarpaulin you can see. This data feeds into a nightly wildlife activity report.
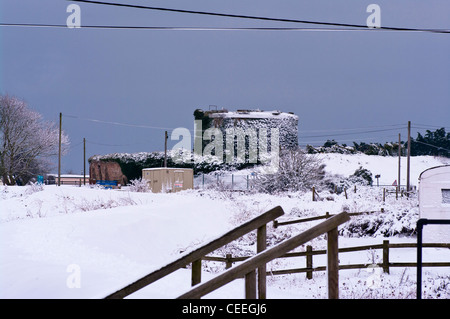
[95,180,117,189]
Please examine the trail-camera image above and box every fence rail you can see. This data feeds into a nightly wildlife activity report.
[177,212,351,299]
[104,206,283,299]
[203,240,450,279]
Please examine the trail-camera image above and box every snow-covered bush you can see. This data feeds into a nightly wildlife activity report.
[340,207,419,237]
[129,178,150,193]
[75,196,137,212]
[351,166,373,186]
[25,181,44,194]
[321,173,367,194]
[253,149,325,193]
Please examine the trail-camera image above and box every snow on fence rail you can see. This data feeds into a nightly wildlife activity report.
[273,210,384,228]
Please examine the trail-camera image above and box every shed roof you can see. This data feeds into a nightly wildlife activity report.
[142,167,193,171]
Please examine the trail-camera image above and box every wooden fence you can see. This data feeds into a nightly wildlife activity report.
[203,240,450,279]
[312,185,414,202]
[178,212,351,299]
[105,206,284,299]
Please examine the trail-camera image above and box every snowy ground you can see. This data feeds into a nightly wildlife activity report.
[1,154,449,299]
[195,154,449,190]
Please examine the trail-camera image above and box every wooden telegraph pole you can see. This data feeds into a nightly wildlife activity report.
[58,112,62,186]
[83,138,86,185]
[398,133,401,193]
[164,131,168,168]
[406,121,411,196]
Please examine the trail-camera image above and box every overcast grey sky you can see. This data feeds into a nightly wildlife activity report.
[1,0,449,174]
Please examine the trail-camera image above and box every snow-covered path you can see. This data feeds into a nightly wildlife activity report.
[0,187,234,298]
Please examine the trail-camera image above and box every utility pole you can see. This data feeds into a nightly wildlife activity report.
[58,112,62,186]
[164,131,168,168]
[406,121,411,196]
[398,133,401,193]
[83,137,86,185]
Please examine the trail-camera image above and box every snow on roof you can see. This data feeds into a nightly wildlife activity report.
[206,109,298,120]
[142,167,193,171]
[418,164,450,180]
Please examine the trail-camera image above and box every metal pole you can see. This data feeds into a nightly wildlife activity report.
[416,219,424,299]
[416,219,450,299]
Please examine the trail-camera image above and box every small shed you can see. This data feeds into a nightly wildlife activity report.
[142,168,193,193]
[418,165,450,243]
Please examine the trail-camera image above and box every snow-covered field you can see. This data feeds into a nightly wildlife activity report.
[1,154,449,299]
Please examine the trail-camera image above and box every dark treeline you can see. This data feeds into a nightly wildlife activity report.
[306,128,449,158]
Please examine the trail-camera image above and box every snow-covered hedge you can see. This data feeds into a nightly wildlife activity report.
[89,150,256,183]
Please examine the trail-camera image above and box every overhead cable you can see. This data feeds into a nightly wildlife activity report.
[68,0,450,34]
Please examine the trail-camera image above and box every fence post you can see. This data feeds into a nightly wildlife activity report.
[245,270,257,299]
[382,240,390,274]
[192,259,202,286]
[257,225,267,299]
[344,188,348,199]
[312,187,316,201]
[383,188,386,202]
[327,227,339,299]
[225,254,233,269]
[306,245,313,280]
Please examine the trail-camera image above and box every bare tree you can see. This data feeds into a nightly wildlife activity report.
[253,148,325,193]
[0,94,70,185]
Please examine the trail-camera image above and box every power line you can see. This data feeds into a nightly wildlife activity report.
[85,139,151,147]
[412,124,450,130]
[299,127,406,138]
[298,124,405,133]
[63,114,174,130]
[413,140,450,152]
[298,133,403,145]
[0,23,377,31]
[3,23,445,33]
[67,140,84,150]
[69,0,450,34]
[64,113,409,137]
